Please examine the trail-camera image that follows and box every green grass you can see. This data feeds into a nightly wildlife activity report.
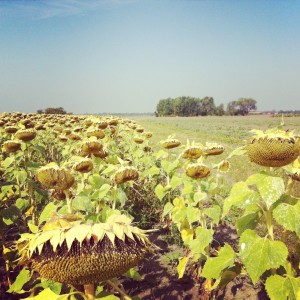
[130,115,300,187]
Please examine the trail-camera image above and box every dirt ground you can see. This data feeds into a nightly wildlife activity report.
[122,226,269,300]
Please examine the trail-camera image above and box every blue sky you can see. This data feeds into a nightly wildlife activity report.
[0,0,299,114]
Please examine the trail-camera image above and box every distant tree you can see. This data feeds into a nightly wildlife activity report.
[156,96,223,117]
[226,98,257,115]
[215,103,225,116]
[37,107,68,114]
[156,98,174,116]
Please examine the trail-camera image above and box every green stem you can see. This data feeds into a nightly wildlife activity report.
[265,208,276,275]
[106,280,131,300]
[265,209,274,240]
[64,190,72,214]
[286,178,294,196]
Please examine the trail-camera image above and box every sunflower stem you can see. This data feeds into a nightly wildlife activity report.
[64,190,72,214]
[84,284,95,300]
[286,178,294,195]
[106,280,132,300]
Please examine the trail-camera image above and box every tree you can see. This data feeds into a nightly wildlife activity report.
[226,98,257,115]
[37,107,67,114]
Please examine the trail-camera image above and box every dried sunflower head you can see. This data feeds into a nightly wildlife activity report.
[136,127,144,133]
[5,126,18,134]
[15,129,37,142]
[133,137,144,144]
[96,121,108,129]
[36,163,75,190]
[73,158,93,173]
[58,135,68,142]
[79,139,103,155]
[161,138,181,149]
[2,140,22,153]
[181,146,204,159]
[69,133,82,141]
[87,129,105,139]
[93,148,109,159]
[204,143,225,156]
[143,132,153,138]
[114,166,139,184]
[20,214,149,285]
[246,129,300,167]
[143,146,152,152]
[217,160,231,173]
[186,163,210,179]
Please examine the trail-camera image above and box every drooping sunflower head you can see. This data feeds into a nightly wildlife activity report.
[186,163,210,179]
[21,214,150,285]
[204,143,225,156]
[246,129,300,167]
[216,160,231,173]
[87,129,105,139]
[4,126,18,134]
[161,138,181,149]
[93,148,109,159]
[73,158,94,173]
[15,129,37,142]
[136,127,144,133]
[79,138,103,155]
[114,166,139,184]
[133,136,144,144]
[96,121,108,129]
[143,131,152,138]
[2,140,22,153]
[36,163,75,190]
[181,146,204,159]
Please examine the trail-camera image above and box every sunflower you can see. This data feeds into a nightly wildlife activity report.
[19,214,149,285]
[36,164,75,190]
[114,166,139,184]
[161,138,181,149]
[15,129,37,142]
[246,129,300,167]
[186,163,210,179]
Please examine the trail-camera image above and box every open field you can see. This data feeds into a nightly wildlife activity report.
[131,115,300,184]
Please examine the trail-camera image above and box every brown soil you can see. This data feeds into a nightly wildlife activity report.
[122,225,269,300]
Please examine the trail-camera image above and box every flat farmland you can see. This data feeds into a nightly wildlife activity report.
[131,115,300,184]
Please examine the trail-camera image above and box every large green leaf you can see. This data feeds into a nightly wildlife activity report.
[222,182,260,217]
[186,206,199,224]
[273,201,300,238]
[236,212,260,235]
[246,173,284,209]
[8,268,31,293]
[39,202,57,224]
[204,205,221,225]
[14,170,27,185]
[188,227,213,261]
[154,184,167,201]
[201,244,235,279]
[26,288,69,300]
[266,274,300,300]
[239,230,288,283]
[72,192,92,212]
[163,202,174,217]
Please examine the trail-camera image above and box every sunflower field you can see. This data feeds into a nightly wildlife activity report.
[1,112,300,300]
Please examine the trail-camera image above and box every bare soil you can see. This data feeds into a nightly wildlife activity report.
[122,226,269,300]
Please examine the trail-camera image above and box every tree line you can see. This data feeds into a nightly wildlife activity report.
[156,97,257,117]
